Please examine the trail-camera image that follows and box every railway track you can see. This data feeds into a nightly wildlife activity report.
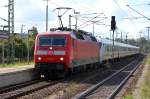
[0,79,42,94]
[0,79,62,99]
[73,56,144,99]
[0,55,143,99]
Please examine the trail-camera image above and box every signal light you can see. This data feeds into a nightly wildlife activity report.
[111,16,116,31]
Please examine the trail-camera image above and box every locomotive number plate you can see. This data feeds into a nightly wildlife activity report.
[46,57,53,60]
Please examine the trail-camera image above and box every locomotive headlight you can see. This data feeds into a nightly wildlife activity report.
[60,57,64,61]
[38,57,42,60]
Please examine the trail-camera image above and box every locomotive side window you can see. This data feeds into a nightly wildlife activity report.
[39,36,66,46]
[76,34,85,40]
[90,36,97,42]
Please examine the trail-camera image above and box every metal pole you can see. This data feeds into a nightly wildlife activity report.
[2,44,5,64]
[139,32,142,38]
[69,15,71,28]
[27,31,29,64]
[115,31,118,40]
[43,0,49,31]
[46,0,48,31]
[126,33,128,52]
[8,0,11,63]
[21,24,25,37]
[11,0,14,63]
[126,34,128,44]
[93,23,95,35]
[146,27,150,40]
[121,32,122,43]
[20,25,25,61]
[74,12,80,30]
[148,27,149,40]
[8,0,14,63]
[75,15,77,30]
[112,30,114,61]
[8,2,10,63]
[110,31,111,40]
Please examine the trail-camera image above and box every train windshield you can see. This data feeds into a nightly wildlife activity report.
[39,36,66,46]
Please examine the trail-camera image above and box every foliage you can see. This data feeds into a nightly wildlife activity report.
[29,26,38,39]
[140,56,150,99]
[0,61,33,68]
[28,26,38,57]
[13,34,27,58]
[123,95,133,99]
[0,26,38,63]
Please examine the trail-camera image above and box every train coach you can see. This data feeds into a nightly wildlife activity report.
[99,39,139,63]
[34,28,139,79]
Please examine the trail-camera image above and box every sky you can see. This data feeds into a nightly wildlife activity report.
[0,0,150,39]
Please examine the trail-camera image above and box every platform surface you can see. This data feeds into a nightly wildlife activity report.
[0,65,34,75]
[0,64,38,88]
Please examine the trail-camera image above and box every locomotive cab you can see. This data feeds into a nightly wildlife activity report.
[34,32,71,78]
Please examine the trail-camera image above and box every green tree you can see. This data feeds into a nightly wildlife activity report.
[128,39,138,46]
[29,26,38,39]
[28,26,38,58]
[13,34,27,60]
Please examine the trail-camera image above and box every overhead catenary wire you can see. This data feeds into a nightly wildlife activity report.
[78,18,107,29]
[123,17,145,19]
[113,0,129,16]
[77,13,105,28]
[128,3,150,6]
[112,0,145,38]
[126,5,150,21]
[114,0,140,25]
[113,0,139,27]
[0,17,8,22]
[71,15,107,25]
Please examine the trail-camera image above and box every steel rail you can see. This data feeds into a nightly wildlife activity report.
[0,79,63,99]
[0,79,43,94]
[73,59,137,99]
[107,59,142,99]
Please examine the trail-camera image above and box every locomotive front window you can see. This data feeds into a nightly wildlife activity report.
[39,37,52,46]
[39,36,66,46]
[52,37,66,46]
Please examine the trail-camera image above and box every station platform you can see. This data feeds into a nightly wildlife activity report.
[0,64,34,75]
[0,64,38,88]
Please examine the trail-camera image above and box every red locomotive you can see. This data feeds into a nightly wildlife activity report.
[34,28,100,78]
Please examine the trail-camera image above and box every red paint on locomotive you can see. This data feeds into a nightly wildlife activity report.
[34,31,100,77]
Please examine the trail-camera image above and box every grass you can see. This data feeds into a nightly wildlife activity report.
[140,57,150,99]
[123,55,150,99]
[0,61,34,68]
[123,95,133,99]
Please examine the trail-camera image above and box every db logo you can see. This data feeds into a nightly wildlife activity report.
[48,51,53,55]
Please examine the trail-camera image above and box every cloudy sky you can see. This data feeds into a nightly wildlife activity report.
[0,0,150,39]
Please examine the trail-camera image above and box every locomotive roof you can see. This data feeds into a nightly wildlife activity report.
[37,30,97,42]
[38,27,94,38]
[99,38,139,49]
[37,31,71,36]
